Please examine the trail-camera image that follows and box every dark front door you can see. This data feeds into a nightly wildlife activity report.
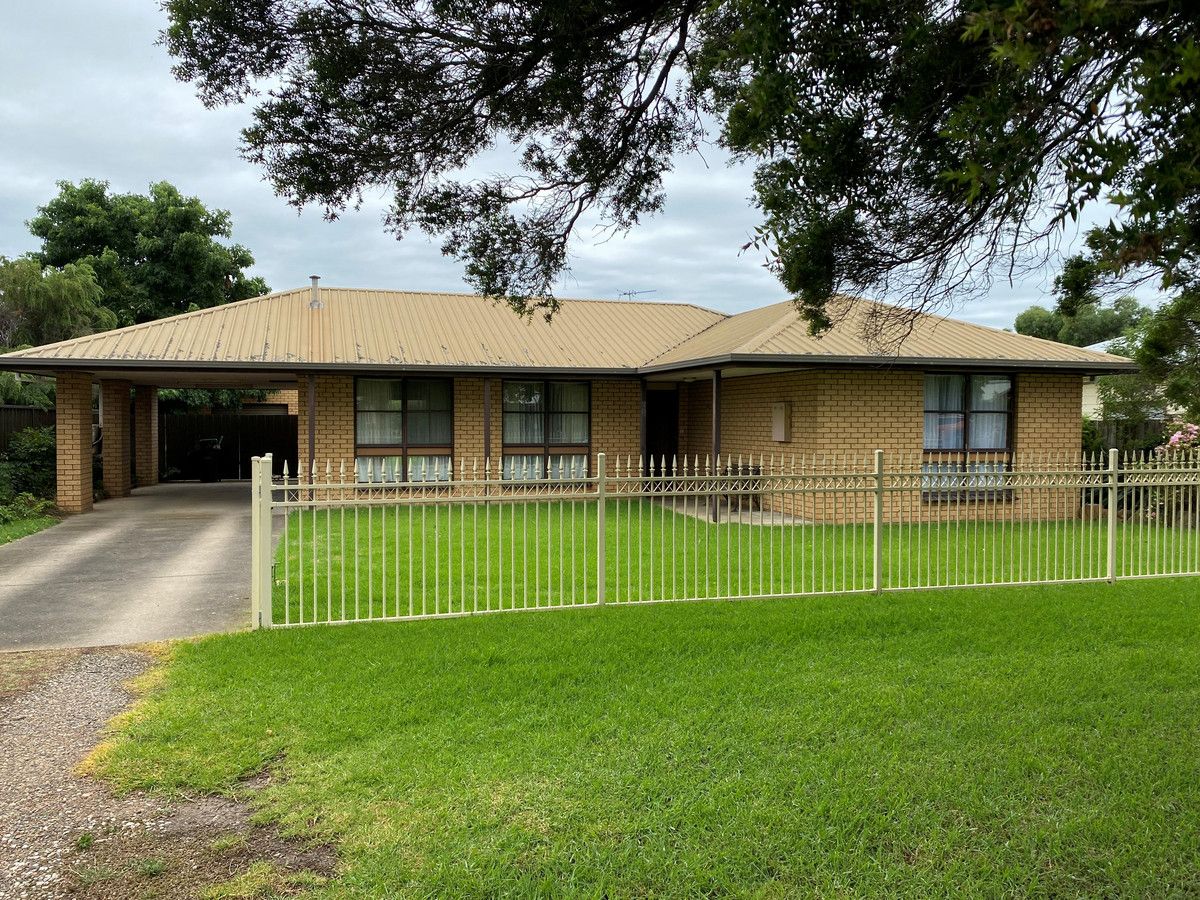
[645,387,679,472]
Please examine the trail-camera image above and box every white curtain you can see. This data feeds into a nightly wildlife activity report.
[503,454,543,480]
[356,412,403,445]
[503,382,544,443]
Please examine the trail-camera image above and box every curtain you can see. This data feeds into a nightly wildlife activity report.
[356,411,403,445]
[548,454,587,480]
[355,455,402,483]
[924,374,964,411]
[356,379,403,411]
[968,413,1008,449]
[407,455,451,482]
[407,411,452,445]
[924,412,964,449]
[503,454,543,480]
[969,375,1011,411]
[503,382,544,444]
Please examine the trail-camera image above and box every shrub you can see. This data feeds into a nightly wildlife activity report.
[0,492,53,524]
[0,426,56,500]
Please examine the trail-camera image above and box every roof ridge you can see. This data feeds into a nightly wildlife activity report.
[734,301,805,353]
[311,286,723,316]
[640,307,733,365]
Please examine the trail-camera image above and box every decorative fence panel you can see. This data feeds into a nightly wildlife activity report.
[249,450,1200,629]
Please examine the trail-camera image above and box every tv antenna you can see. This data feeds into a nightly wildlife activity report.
[617,289,657,300]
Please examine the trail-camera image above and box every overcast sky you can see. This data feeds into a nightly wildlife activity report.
[0,0,1114,330]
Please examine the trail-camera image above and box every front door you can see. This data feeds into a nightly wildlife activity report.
[645,387,679,473]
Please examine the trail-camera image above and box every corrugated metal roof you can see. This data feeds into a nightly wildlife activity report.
[0,287,1136,374]
[645,297,1137,371]
[0,287,723,372]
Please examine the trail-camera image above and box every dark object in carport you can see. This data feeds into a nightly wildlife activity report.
[186,437,224,482]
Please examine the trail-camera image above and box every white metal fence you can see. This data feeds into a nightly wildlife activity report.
[249,449,1200,628]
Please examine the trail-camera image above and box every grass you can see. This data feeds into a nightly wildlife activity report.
[273,499,1199,623]
[0,513,57,545]
[95,579,1200,897]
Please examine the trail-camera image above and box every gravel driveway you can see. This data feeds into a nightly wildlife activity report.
[0,483,256,651]
[0,650,161,898]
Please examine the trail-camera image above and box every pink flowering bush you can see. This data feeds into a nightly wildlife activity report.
[1159,422,1200,454]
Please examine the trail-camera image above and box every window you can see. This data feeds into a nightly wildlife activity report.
[356,455,403,484]
[502,380,590,479]
[503,382,544,444]
[923,374,1013,498]
[407,455,452,482]
[354,377,453,483]
[356,379,403,446]
[923,374,1012,450]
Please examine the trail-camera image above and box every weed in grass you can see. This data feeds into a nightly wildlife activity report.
[201,861,326,899]
[74,831,94,851]
[209,832,248,854]
[72,864,118,885]
[135,857,167,877]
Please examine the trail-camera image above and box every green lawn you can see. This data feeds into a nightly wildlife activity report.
[272,500,1200,624]
[0,513,57,545]
[98,580,1200,897]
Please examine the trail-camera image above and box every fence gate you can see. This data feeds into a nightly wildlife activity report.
[249,449,1200,630]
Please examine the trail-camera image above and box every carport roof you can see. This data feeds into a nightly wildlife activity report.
[0,286,1137,376]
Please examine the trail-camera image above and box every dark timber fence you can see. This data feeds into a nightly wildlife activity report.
[0,406,55,453]
[160,413,297,481]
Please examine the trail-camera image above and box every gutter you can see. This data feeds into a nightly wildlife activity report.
[0,352,1138,379]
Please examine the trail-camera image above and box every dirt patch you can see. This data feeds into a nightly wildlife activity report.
[60,788,336,898]
[0,648,336,899]
[0,648,80,702]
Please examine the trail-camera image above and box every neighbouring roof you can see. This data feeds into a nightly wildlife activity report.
[0,286,1136,377]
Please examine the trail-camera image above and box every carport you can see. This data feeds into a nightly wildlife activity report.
[0,280,334,515]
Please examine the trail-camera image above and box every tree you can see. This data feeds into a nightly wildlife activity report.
[1014,296,1150,347]
[161,1,1198,326]
[0,256,115,407]
[28,180,269,327]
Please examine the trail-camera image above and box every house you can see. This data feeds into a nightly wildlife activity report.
[0,280,1135,516]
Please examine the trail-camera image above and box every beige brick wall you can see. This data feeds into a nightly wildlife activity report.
[591,379,642,471]
[264,388,300,415]
[55,371,93,513]
[133,386,159,487]
[295,375,355,475]
[100,379,132,498]
[677,368,1084,522]
[294,374,641,477]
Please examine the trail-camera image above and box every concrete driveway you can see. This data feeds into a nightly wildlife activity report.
[0,483,256,650]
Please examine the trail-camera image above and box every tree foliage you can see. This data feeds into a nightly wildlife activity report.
[28,179,269,326]
[1014,295,1149,347]
[162,0,1199,328]
[0,256,114,348]
[0,256,114,407]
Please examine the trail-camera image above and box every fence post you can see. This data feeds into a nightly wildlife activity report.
[1107,447,1119,584]
[250,456,262,628]
[596,452,607,605]
[250,453,274,628]
[873,449,884,593]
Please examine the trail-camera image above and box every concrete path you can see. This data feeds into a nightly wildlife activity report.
[0,483,255,651]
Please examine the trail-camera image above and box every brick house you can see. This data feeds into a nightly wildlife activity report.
[0,280,1134,515]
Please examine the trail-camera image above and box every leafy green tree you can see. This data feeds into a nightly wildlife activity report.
[0,256,114,347]
[28,180,269,327]
[160,0,1198,331]
[1014,296,1150,348]
[0,256,115,407]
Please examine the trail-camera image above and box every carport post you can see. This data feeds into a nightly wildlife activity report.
[250,454,274,629]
